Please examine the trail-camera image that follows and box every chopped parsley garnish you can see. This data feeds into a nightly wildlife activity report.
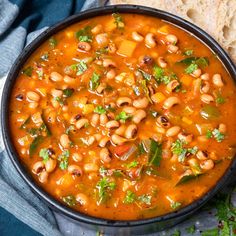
[96,177,116,204]
[153,65,164,82]
[123,190,136,204]
[49,37,58,48]
[170,201,182,209]
[138,194,152,205]
[185,63,198,74]
[212,129,225,142]
[63,88,74,97]
[184,50,193,56]
[75,26,92,42]
[115,111,131,122]
[71,61,88,75]
[58,150,70,170]
[126,160,138,169]
[39,148,50,163]
[206,130,213,139]
[22,66,33,77]
[62,195,76,206]
[112,13,124,29]
[89,72,100,91]
[94,106,106,114]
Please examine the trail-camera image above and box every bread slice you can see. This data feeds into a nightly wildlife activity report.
[110,0,236,63]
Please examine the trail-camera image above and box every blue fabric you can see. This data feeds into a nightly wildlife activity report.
[0,0,103,235]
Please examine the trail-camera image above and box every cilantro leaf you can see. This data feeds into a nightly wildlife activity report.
[49,37,58,48]
[126,160,139,169]
[124,190,136,204]
[138,194,152,205]
[94,106,106,114]
[138,69,152,81]
[115,111,131,122]
[75,26,92,42]
[63,88,74,97]
[171,201,182,209]
[22,66,33,77]
[184,50,193,56]
[71,61,88,75]
[39,148,50,163]
[112,13,124,29]
[62,195,76,206]
[186,225,196,234]
[185,63,198,74]
[58,150,70,170]
[153,65,164,82]
[89,72,100,91]
[206,129,213,139]
[212,129,225,142]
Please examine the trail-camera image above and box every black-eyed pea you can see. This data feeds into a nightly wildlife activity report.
[212,74,224,87]
[100,114,108,126]
[200,81,210,93]
[166,80,180,93]
[132,109,146,124]
[138,55,154,66]
[103,58,116,68]
[178,132,193,143]
[115,125,126,136]
[95,33,108,45]
[64,75,75,84]
[200,73,210,81]
[191,68,202,78]
[106,120,120,129]
[106,69,116,79]
[122,106,136,114]
[94,134,102,141]
[32,161,45,174]
[68,165,83,177]
[29,102,39,109]
[96,82,107,94]
[111,134,127,146]
[60,134,70,149]
[75,118,89,129]
[99,136,110,147]
[132,31,144,42]
[145,33,157,48]
[156,115,170,128]
[166,126,181,137]
[91,24,102,34]
[76,193,88,206]
[163,97,180,109]
[157,57,167,68]
[165,34,178,44]
[201,94,214,104]
[133,97,149,109]
[50,71,63,82]
[45,158,57,172]
[196,150,208,161]
[26,91,40,102]
[167,44,178,53]
[84,163,99,172]
[200,159,214,170]
[78,42,91,52]
[38,170,48,183]
[125,124,137,139]
[100,148,112,163]
[51,89,63,97]
[218,123,226,133]
[117,97,132,107]
[72,153,83,162]
[91,114,100,127]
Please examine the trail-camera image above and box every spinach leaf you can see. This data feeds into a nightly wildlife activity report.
[176,173,203,186]
[29,136,44,157]
[20,116,31,129]
[148,139,162,167]
[177,57,209,68]
[63,88,74,97]
[89,72,100,91]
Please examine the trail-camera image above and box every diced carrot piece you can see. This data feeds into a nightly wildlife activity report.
[114,144,131,157]
[157,25,169,35]
[182,116,193,125]
[181,75,193,86]
[105,18,117,32]
[117,40,137,57]
[151,92,166,103]
[57,173,74,187]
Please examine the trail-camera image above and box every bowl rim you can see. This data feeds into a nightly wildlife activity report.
[1,4,236,227]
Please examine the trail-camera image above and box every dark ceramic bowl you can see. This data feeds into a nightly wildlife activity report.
[1,5,236,235]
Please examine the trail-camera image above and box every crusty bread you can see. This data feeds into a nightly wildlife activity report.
[110,0,236,63]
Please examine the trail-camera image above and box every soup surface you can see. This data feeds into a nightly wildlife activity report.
[9,13,236,220]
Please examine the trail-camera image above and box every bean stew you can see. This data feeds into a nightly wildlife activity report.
[9,13,236,220]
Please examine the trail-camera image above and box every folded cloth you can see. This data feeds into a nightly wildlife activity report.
[0,0,103,235]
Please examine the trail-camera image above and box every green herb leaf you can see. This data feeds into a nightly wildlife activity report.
[94,106,106,114]
[20,116,31,129]
[184,50,193,56]
[54,96,64,105]
[39,148,50,163]
[186,225,196,234]
[65,125,75,135]
[148,139,162,167]
[171,229,181,236]
[212,129,225,142]
[206,130,213,139]
[138,69,152,81]
[153,65,164,82]
[185,63,198,74]
[63,88,74,97]
[177,57,209,68]
[71,61,88,75]
[112,13,124,29]
[123,190,136,204]
[49,37,58,48]
[137,142,146,157]
[75,26,92,42]
[58,150,70,170]
[115,111,131,122]
[171,201,182,209]
[216,94,225,104]
[62,195,76,206]
[140,79,153,103]
[96,177,116,204]
[29,136,44,157]
[126,161,139,169]
[138,194,152,205]
[89,72,100,91]
[22,66,33,77]
[176,173,202,186]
